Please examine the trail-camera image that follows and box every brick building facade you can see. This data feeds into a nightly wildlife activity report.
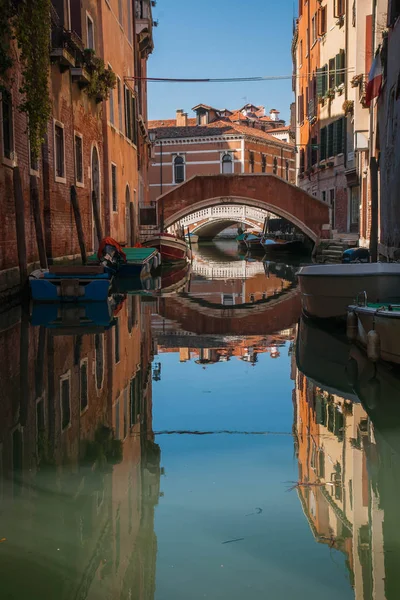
[148,104,295,205]
[0,0,154,300]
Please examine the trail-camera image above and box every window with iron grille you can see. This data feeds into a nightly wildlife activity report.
[261,154,267,173]
[273,157,278,174]
[75,134,83,183]
[249,151,254,173]
[55,124,65,179]
[111,164,117,211]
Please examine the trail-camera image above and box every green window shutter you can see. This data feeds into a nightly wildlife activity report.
[340,50,345,84]
[335,53,341,86]
[334,118,344,155]
[327,123,334,157]
[316,68,324,96]
[320,127,327,161]
[322,64,328,95]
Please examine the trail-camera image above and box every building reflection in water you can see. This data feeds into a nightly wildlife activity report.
[0,298,160,600]
[294,316,400,599]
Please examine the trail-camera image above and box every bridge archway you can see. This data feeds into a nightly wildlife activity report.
[160,174,330,242]
[191,218,262,239]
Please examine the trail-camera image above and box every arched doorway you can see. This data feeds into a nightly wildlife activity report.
[91,146,101,250]
[125,185,132,246]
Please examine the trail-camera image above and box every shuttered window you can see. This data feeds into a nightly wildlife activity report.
[320,127,327,161]
[316,65,328,97]
[333,117,345,155]
[327,123,334,158]
[329,58,335,89]
[335,50,345,86]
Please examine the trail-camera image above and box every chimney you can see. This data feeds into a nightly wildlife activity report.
[176,109,188,127]
[269,109,280,122]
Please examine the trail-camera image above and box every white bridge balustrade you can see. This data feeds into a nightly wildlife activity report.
[192,257,265,280]
[170,205,271,234]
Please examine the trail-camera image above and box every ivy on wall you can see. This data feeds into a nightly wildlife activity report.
[0,0,52,160]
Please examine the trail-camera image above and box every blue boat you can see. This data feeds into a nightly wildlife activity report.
[30,300,118,333]
[29,265,112,302]
[89,244,161,277]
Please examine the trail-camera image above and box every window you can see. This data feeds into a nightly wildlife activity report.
[316,64,328,98]
[311,14,317,44]
[80,360,88,412]
[319,6,327,35]
[124,86,137,143]
[333,117,345,155]
[60,373,71,430]
[221,153,233,174]
[299,149,305,173]
[131,95,137,145]
[117,78,123,130]
[174,155,185,183]
[299,40,303,66]
[118,0,123,25]
[109,66,114,125]
[114,317,120,363]
[285,160,289,181]
[86,14,94,49]
[320,127,327,161]
[311,136,318,165]
[1,89,14,160]
[54,123,65,180]
[273,156,278,175]
[74,134,83,184]
[334,0,345,17]
[335,50,345,86]
[111,163,117,211]
[327,122,334,157]
[261,154,267,173]
[249,151,254,173]
[329,58,335,89]
[322,190,327,203]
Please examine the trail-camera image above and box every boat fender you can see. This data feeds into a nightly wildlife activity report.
[365,377,381,410]
[346,311,358,341]
[367,329,381,363]
[346,357,359,387]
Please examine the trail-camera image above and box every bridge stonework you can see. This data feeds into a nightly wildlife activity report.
[161,174,330,242]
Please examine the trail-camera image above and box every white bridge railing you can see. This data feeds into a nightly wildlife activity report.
[192,258,265,279]
[177,205,270,228]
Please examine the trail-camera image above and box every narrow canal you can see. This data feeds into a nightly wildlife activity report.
[1,241,399,599]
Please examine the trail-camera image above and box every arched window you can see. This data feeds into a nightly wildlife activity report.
[273,157,278,175]
[221,153,233,174]
[285,160,289,181]
[174,155,185,183]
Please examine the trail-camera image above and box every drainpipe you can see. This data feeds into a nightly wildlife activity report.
[98,0,110,238]
[369,0,378,261]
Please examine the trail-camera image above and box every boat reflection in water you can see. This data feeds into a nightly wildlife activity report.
[295,315,400,599]
[0,299,160,600]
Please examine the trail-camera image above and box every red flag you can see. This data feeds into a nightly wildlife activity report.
[365,54,383,107]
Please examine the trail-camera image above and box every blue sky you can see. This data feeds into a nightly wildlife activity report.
[148,0,296,123]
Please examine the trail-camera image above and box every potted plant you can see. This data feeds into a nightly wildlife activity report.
[85,56,117,103]
[351,74,363,88]
[319,162,326,170]
[325,88,335,101]
[343,99,354,116]
[335,83,344,95]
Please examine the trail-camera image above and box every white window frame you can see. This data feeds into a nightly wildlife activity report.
[80,358,89,414]
[0,89,16,168]
[220,151,234,174]
[60,371,71,431]
[172,153,186,185]
[86,12,95,50]
[111,162,118,212]
[74,131,84,187]
[54,119,66,184]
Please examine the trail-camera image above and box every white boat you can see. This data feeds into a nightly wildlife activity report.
[297,263,400,319]
[348,302,400,365]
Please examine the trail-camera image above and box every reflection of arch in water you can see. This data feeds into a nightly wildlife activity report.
[157,287,301,336]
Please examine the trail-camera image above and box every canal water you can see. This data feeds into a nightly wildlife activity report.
[1,240,399,599]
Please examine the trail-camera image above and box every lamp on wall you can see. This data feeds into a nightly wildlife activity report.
[148,130,157,144]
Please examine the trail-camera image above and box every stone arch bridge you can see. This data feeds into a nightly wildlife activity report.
[159,174,330,242]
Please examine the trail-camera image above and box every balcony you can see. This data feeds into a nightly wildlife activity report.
[51,25,85,73]
[136,0,154,56]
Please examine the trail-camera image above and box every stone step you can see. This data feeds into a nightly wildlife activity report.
[321,249,343,256]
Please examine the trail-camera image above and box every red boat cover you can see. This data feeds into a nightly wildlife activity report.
[97,237,127,262]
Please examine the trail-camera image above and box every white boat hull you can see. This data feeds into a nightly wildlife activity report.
[297,263,400,319]
[351,306,400,365]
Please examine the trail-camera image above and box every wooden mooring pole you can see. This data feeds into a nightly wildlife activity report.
[70,185,87,264]
[92,190,103,245]
[13,167,28,294]
[30,175,48,269]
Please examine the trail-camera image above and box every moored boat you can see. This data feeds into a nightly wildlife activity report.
[297,263,400,320]
[347,301,400,365]
[243,232,263,251]
[262,236,304,253]
[142,232,190,263]
[29,265,112,302]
